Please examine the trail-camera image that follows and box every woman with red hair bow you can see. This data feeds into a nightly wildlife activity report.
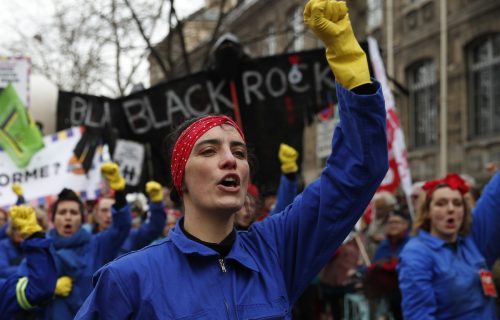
[398,172,500,319]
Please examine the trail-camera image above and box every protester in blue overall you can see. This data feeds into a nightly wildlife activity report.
[270,143,299,216]
[398,172,500,319]
[0,206,57,319]
[0,182,34,280]
[119,181,166,254]
[372,208,410,262]
[0,223,25,280]
[233,183,260,230]
[42,162,131,320]
[364,208,410,320]
[76,1,388,318]
[235,143,299,230]
[0,184,27,241]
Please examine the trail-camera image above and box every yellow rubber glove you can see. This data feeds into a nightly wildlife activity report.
[54,276,73,297]
[304,0,371,89]
[12,183,23,197]
[101,162,126,191]
[8,205,42,238]
[279,143,299,174]
[146,181,163,202]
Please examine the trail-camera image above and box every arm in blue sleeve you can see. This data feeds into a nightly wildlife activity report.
[471,171,500,268]
[75,267,134,320]
[0,224,7,240]
[94,204,132,264]
[269,174,298,216]
[0,237,57,317]
[253,82,388,302]
[22,237,57,306]
[0,241,22,279]
[0,276,22,316]
[0,262,19,279]
[398,245,437,320]
[125,202,166,252]
[16,196,25,205]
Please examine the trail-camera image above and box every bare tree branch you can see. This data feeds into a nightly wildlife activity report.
[123,0,169,79]
[202,0,229,67]
[111,0,124,95]
[4,0,170,96]
[165,1,175,71]
[170,0,191,74]
[122,51,149,90]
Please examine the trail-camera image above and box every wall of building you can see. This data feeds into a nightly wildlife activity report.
[377,0,500,185]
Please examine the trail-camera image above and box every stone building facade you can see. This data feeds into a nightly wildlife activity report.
[369,0,500,185]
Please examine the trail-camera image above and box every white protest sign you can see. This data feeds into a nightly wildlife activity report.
[113,139,145,186]
[0,56,30,107]
[316,117,338,159]
[0,127,104,207]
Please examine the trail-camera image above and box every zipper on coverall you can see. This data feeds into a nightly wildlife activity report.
[218,258,232,318]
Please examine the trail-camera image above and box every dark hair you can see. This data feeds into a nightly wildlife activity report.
[51,188,85,221]
[163,114,256,204]
[384,205,411,225]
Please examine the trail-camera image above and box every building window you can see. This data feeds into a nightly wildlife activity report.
[265,25,277,55]
[421,1,434,22]
[407,60,438,148]
[468,34,500,138]
[287,6,304,52]
[405,10,418,31]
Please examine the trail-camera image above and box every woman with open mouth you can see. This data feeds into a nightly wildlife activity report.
[41,163,132,320]
[76,0,389,319]
[398,171,500,319]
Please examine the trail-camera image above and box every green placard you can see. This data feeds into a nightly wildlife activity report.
[0,83,44,167]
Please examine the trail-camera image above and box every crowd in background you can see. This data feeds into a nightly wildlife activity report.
[1,0,499,317]
[1,149,499,319]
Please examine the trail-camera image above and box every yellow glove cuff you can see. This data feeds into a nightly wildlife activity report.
[109,177,126,191]
[146,181,163,202]
[281,162,298,174]
[326,46,371,90]
[19,225,43,238]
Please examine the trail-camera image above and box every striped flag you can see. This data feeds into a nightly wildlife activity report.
[367,37,413,206]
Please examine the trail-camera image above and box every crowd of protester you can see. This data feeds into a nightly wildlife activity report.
[1,0,499,319]
[1,158,499,319]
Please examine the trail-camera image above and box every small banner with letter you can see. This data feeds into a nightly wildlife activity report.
[0,127,104,208]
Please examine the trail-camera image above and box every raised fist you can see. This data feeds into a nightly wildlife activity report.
[101,162,126,191]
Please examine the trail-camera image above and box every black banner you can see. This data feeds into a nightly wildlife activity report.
[57,48,338,193]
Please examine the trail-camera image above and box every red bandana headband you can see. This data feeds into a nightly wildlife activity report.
[422,173,469,198]
[170,115,245,196]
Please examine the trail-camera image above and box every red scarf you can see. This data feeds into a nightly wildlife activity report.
[170,115,244,196]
